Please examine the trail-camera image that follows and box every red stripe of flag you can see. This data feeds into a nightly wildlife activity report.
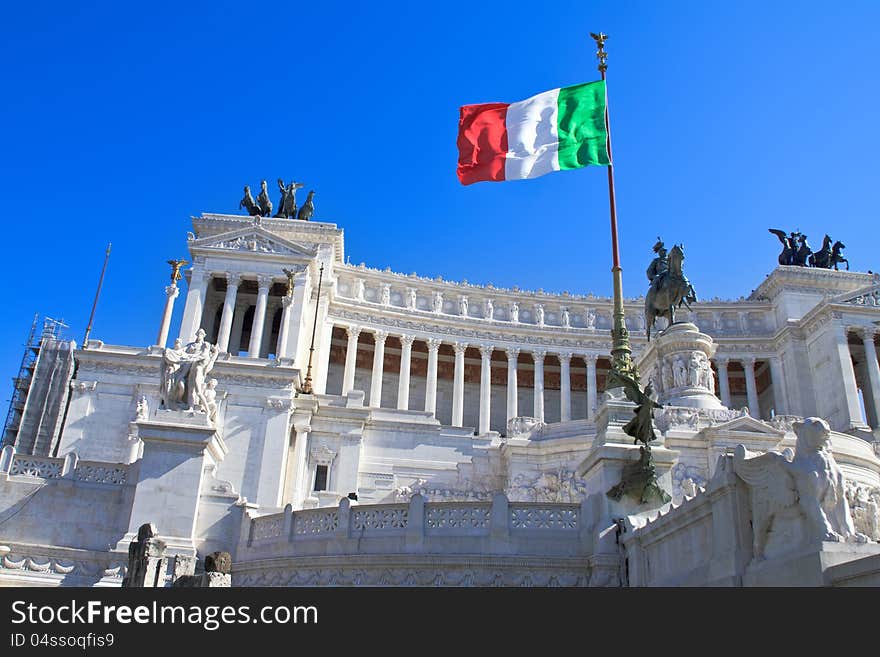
[456,102,509,185]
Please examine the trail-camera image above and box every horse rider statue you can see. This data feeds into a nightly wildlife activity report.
[646,237,669,295]
[644,238,697,341]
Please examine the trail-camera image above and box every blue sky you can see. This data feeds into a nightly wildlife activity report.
[1,1,878,394]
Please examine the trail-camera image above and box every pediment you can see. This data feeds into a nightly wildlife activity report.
[705,414,785,437]
[189,226,318,259]
[831,283,880,307]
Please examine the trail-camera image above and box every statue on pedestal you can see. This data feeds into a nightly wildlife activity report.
[159,329,220,419]
[644,239,697,340]
[605,372,671,505]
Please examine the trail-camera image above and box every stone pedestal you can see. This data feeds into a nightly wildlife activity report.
[639,322,724,410]
[743,542,880,587]
[117,409,227,554]
[577,393,679,586]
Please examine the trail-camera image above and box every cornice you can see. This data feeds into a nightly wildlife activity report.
[749,265,877,302]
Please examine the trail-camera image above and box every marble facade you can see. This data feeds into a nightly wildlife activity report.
[2,211,880,586]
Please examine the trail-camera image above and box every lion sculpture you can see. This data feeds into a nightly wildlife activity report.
[733,416,867,560]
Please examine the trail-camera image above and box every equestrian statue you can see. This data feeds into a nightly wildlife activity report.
[644,238,697,341]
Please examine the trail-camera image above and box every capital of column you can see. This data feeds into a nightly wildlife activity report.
[256,275,274,291]
[226,272,242,287]
[505,347,520,361]
[399,334,416,348]
[532,349,546,362]
[373,329,388,345]
[741,356,756,370]
[557,351,573,364]
[858,326,877,342]
[346,325,362,340]
[165,284,180,299]
[188,268,209,285]
[453,341,469,356]
[426,338,442,353]
[479,344,495,359]
[583,353,598,365]
[715,354,730,366]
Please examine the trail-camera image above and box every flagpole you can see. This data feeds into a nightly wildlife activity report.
[82,242,112,348]
[590,32,637,385]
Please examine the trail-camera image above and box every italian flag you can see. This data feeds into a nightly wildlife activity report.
[456,80,610,185]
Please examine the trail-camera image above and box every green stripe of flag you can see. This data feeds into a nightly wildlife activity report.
[556,80,610,170]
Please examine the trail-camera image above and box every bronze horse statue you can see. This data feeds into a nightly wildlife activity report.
[645,244,696,341]
[809,234,849,270]
[830,241,849,270]
[239,185,261,216]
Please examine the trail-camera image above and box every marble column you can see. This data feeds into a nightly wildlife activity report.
[342,326,361,395]
[506,348,519,422]
[370,330,388,408]
[479,345,494,434]
[768,356,789,416]
[259,300,279,358]
[276,295,294,358]
[228,301,247,357]
[742,357,760,416]
[559,352,572,422]
[248,276,272,358]
[715,356,731,407]
[397,335,415,411]
[834,325,868,429]
[860,327,880,428]
[452,342,467,427]
[533,350,545,423]
[216,272,241,353]
[424,339,441,415]
[156,284,180,347]
[178,268,210,343]
[585,354,598,421]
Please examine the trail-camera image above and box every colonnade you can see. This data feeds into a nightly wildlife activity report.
[713,355,787,416]
[339,325,601,431]
[839,326,880,429]
[159,268,299,359]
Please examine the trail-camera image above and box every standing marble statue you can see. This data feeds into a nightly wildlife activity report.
[584,308,596,329]
[485,298,494,320]
[673,356,687,388]
[159,329,220,417]
[688,352,703,388]
[561,307,570,328]
[459,296,468,316]
[510,302,519,323]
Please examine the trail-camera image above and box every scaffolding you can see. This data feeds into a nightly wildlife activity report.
[1,315,68,449]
